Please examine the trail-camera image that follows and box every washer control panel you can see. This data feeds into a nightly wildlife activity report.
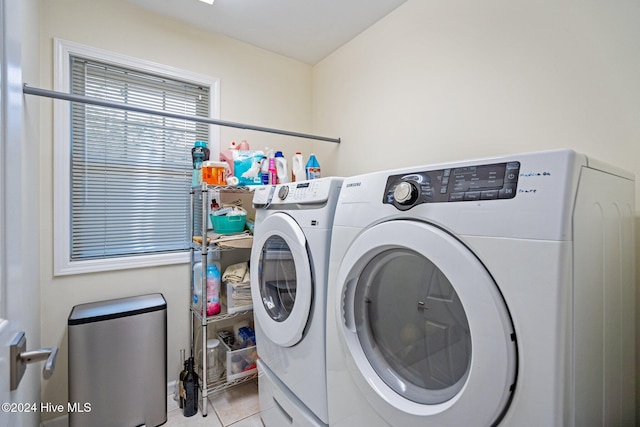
[276,181,324,202]
[253,178,336,207]
[383,161,520,210]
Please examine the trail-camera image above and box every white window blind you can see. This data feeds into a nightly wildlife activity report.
[69,55,209,260]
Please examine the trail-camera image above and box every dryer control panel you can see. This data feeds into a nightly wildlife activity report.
[383,161,520,210]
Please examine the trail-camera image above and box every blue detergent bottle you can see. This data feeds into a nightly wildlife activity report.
[305,153,321,180]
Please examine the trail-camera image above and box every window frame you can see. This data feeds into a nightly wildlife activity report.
[53,38,220,276]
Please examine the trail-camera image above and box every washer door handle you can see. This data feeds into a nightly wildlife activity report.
[342,278,357,333]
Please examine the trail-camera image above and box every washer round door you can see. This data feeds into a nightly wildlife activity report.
[335,220,517,425]
[251,213,312,347]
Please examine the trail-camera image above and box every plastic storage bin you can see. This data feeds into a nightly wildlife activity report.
[226,281,253,314]
[210,212,247,234]
[68,294,167,427]
[218,332,258,382]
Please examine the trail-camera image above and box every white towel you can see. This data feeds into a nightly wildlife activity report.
[224,263,252,308]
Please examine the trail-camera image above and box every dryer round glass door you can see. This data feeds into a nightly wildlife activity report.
[257,235,296,322]
[335,220,517,425]
[354,248,471,405]
[251,213,312,347]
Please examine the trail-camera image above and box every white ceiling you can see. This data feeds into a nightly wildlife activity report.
[123,0,408,65]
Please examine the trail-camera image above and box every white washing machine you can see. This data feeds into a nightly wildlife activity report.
[326,149,635,426]
[251,177,343,427]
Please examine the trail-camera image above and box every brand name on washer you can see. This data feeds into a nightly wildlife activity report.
[346,182,362,188]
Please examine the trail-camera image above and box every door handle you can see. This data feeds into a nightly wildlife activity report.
[10,331,59,390]
[20,347,59,379]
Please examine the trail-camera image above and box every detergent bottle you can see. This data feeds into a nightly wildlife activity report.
[219,141,237,176]
[274,151,288,184]
[206,263,221,316]
[191,140,210,186]
[305,153,321,180]
[291,152,304,182]
[260,156,270,185]
[268,157,277,185]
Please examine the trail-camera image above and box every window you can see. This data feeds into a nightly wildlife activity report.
[54,39,220,275]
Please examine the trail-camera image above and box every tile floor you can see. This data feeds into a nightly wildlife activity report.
[166,380,263,427]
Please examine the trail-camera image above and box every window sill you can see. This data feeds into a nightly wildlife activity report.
[54,251,190,276]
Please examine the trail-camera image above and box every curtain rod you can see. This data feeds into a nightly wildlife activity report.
[23,84,341,144]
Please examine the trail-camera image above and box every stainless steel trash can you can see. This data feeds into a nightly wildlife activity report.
[68,293,167,427]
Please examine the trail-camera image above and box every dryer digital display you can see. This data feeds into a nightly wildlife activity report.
[383,161,520,210]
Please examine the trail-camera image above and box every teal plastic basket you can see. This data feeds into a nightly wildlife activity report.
[210,213,247,234]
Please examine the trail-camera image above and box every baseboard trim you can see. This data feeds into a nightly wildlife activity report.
[40,414,68,427]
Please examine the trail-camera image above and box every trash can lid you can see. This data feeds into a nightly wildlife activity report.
[68,293,166,325]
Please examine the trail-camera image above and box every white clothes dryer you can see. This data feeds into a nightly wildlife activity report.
[251,177,343,427]
[326,149,635,426]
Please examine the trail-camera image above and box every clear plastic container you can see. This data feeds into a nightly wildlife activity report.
[202,161,228,185]
[206,338,224,381]
[218,333,258,382]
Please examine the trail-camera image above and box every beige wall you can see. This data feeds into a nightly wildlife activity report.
[312,0,640,179]
[312,0,640,417]
[36,0,640,420]
[37,0,313,418]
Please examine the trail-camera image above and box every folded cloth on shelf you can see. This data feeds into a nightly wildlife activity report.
[217,235,253,249]
[231,282,251,291]
[230,291,252,306]
[225,287,252,309]
[225,264,252,308]
[223,262,248,283]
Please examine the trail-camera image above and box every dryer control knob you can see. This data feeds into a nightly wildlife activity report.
[278,185,289,200]
[393,181,417,204]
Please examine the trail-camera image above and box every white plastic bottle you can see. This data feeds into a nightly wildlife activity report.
[260,155,269,185]
[291,152,304,182]
[274,151,288,184]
